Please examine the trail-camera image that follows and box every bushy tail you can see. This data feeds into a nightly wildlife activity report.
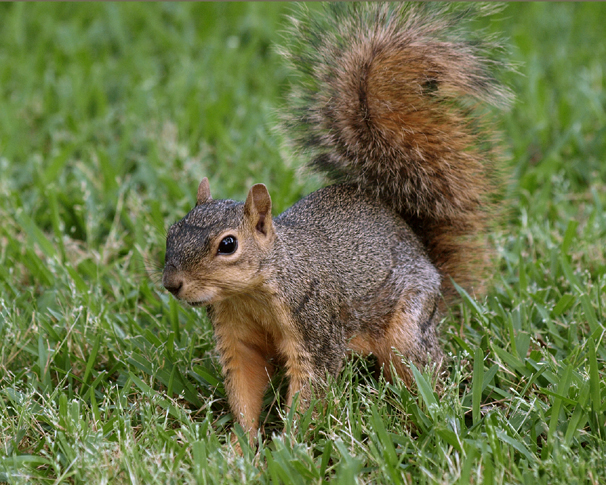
[281,2,512,301]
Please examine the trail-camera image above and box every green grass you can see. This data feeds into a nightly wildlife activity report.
[0,2,605,483]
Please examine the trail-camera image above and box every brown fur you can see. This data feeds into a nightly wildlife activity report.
[163,3,510,437]
[212,287,319,433]
[283,3,511,300]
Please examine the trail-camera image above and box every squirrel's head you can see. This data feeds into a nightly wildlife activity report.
[162,177,275,306]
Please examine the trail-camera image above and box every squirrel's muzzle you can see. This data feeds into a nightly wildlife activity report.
[162,266,184,298]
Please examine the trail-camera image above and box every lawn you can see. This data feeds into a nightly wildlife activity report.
[0,3,605,484]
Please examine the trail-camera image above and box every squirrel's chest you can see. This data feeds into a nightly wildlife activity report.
[208,289,299,359]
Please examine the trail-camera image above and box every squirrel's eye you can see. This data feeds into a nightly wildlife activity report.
[217,235,238,255]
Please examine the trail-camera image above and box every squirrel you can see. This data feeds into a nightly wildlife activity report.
[162,3,510,436]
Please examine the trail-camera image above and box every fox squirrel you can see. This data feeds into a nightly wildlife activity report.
[162,3,510,435]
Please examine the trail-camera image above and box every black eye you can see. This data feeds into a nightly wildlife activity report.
[217,236,238,255]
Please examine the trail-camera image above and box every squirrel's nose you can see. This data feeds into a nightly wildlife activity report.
[163,270,184,297]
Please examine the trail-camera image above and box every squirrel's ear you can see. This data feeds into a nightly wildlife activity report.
[196,177,212,205]
[244,183,273,237]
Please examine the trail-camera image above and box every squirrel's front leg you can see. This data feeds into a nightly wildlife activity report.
[280,335,341,414]
[214,326,274,435]
[285,355,315,411]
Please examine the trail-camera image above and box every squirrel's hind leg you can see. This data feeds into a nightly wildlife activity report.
[351,289,443,386]
[382,292,443,384]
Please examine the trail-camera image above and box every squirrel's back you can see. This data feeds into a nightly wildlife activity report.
[274,184,430,289]
[281,3,511,300]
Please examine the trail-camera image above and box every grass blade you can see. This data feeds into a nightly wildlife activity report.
[472,347,484,425]
[411,364,438,422]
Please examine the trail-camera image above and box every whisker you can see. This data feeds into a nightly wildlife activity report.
[144,214,170,239]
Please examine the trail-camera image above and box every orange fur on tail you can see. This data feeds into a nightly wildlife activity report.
[282,3,511,300]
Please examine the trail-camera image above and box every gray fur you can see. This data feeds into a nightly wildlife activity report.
[165,184,442,376]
